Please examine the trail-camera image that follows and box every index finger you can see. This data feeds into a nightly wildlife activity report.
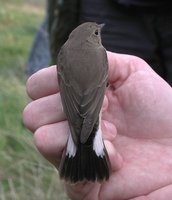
[26,65,58,100]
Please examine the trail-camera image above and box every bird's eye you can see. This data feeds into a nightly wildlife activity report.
[94,30,99,36]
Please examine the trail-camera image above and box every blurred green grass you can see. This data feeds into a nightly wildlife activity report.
[0,0,44,77]
[0,0,68,199]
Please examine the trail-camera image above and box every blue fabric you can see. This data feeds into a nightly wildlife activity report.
[112,0,169,7]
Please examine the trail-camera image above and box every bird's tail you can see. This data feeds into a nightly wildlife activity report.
[59,129,111,183]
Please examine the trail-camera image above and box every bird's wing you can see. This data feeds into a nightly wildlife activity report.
[57,47,84,144]
[57,47,108,145]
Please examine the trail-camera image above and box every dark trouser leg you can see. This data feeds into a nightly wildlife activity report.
[156,11,172,86]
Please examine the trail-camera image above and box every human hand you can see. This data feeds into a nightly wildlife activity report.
[23,52,172,200]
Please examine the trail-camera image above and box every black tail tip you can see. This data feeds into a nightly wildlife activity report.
[59,149,111,183]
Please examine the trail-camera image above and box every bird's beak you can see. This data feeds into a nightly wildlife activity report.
[98,23,105,30]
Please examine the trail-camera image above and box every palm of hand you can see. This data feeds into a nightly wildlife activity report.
[101,69,172,199]
[69,63,172,200]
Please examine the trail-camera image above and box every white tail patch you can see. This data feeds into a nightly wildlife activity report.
[66,133,77,157]
[93,126,104,157]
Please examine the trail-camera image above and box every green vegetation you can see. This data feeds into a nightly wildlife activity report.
[0,1,68,199]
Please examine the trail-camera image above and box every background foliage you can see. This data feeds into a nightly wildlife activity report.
[0,0,68,199]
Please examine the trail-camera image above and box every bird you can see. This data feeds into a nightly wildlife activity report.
[57,22,111,183]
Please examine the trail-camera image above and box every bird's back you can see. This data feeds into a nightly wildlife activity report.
[58,42,107,94]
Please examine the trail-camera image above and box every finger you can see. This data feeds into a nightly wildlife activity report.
[101,120,116,141]
[34,121,69,168]
[130,184,172,200]
[65,182,100,200]
[23,93,65,132]
[27,66,58,100]
[147,184,172,200]
[104,140,123,172]
[107,51,153,87]
[102,95,108,112]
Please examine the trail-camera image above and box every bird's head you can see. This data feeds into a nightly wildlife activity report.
[68,22,104,46]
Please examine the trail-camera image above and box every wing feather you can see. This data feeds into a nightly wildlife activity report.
[57,46,108,145]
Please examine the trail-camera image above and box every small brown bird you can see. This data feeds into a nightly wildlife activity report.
[57,22,111,183]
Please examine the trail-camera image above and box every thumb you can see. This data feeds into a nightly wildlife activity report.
[107,51,153,88]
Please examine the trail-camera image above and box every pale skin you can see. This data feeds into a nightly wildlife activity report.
[23,52,172,200]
